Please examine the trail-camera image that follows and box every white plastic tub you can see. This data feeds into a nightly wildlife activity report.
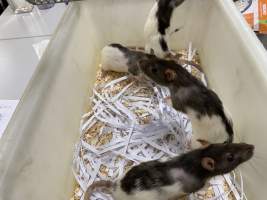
[1,0,267,199]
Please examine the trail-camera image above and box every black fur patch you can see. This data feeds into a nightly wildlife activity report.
[159,37,169,52]
[156,0,237,34]
[156,0,185,34]
[120,160,174,194]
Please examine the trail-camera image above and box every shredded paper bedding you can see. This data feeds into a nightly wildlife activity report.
[71,44,246,200]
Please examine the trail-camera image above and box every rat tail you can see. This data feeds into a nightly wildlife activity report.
[84,180,114,200]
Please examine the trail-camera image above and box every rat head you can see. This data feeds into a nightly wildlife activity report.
[199,143,254,177]
[137,58,178,86]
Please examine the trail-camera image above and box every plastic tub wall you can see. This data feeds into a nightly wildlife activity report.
[0,0,267,199]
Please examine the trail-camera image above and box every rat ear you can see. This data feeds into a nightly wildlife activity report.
[201,157,215,171]
[164,69,177,81]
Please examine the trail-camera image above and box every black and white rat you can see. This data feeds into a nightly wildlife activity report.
[134,56,234,148]
[144,0,240,58]
[100,43,199,73]
[101,43,233,148]
[84,143,254,200]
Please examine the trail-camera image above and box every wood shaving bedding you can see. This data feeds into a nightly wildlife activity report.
[71,44,245,200]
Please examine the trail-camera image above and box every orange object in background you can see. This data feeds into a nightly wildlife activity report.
[237,0,258,31]
[244,13,254,28]
[259,0,267,33]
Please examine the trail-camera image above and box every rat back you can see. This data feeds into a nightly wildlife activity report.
[169,85,233,148]
[112,161,195,200]
[101,45,129,72]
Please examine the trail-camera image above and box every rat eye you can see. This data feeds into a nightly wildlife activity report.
[226,153,234,162]
[151,67,158,74]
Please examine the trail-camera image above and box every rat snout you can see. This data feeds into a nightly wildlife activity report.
[241,144,254,161]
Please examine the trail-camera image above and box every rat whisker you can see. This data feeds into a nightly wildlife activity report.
[251,156,263,161]
[246,161,262,177]
[254,151,267,158]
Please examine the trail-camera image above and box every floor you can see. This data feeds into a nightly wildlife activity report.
[0,4,67,99]
[0,3,67,138]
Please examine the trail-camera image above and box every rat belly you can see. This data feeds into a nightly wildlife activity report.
[113,183,183,200]
[187,109,228,148]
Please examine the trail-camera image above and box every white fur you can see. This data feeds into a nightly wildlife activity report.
[114,187,159,200]
[169,168,188,180]
[144,2,170,58]
[112,169,194,200]
[187,109,229,149]
[113,182,184,200]
[169,168,197,192]
[144,3,159,43]
[100,46,129,72]
[145,34,169,58]
[159,182,184,199]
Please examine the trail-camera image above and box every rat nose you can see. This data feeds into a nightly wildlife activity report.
[241,143,254,150]
[242,144,254,159]
[246,144,255,152]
